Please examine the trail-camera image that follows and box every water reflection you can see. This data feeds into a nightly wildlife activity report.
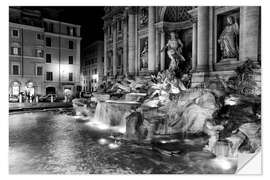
[9,111,237,174]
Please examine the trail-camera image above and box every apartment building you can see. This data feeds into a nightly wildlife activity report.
[81,41,104,92]
[9,7,82,98]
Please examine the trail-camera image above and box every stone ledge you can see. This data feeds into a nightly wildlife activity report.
[191,69,261,87]
[192,70,236,83]
[214,59,242,71]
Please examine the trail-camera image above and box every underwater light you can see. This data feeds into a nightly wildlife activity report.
[160,139,179,144]
[108,142,120,149]
[98,138,108,145]
[117,127,126,134]
[211,157,233,170]
[86,121,110,130]
[224,96,239,106]
[160,140,166,144]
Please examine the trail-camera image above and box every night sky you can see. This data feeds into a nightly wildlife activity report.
[34,7,105,47]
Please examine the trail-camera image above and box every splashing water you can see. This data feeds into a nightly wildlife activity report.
[86,101,140,134]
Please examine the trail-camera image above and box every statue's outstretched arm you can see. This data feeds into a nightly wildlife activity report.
[160,43,168,52]
[234,23,239,34]
[178,39,183,48]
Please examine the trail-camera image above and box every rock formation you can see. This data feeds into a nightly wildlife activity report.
[73,59,261,158]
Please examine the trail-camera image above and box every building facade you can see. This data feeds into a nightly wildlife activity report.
[81,41,104,92]
[103,6,261,86]
[9,7,82,98]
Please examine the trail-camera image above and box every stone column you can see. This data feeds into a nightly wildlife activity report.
[160,30,165,70]
[197,6,209,72]
[148,6,156,73]
[112,19,117,76]
[208,7,214,72]
[103,28,107,76]
[239,7,260,62]
[192,20,198,71]
[155,29,160,71]
[128,9,136,75]
[122,14,128,76]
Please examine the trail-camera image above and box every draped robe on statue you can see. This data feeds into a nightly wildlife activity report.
[218,22,239,59]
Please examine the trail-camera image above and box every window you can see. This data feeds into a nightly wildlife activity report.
[36,49,44,57]
[69,40,73,49]
[36,33,43,40]
[117,54,122,66]
[36,66,43,76]
[46,54,51,63]
[50,24,54,32]
[10,47,21,55]
[46,72,53,81]
[68,73,73,81]
[108,26,112,36]
[45,23,54,32]
[12,65,19,75]
[67,26,71,35]
[12,29,19,38]
[69,56,73,64]
[94,68,97,74]
[46,37,51,47]
[67,27,76,36]
[73,27,76,36]
[118,21,122,31]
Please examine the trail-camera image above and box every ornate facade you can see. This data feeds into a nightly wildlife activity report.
[103,6,261,86]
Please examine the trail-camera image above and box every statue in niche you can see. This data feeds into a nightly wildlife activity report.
[139,8,148,27]
[140,40,148,69]
[161,31,186,73]
[218,16,239,59]
[107,51,113,75]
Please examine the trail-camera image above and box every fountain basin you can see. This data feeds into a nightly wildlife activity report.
[92,93,110,102]
[105,100,141,106]
[125,93,147,101]
[151,135,209,155]
[72,98,92,117]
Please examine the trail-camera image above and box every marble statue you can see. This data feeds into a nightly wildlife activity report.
[218,16,239,59]
[139,8,148,27]
[161,32,186,72]
[140,40,148,69]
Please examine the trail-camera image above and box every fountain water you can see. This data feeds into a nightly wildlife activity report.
[93,101,110,125]
[87,99,141,134]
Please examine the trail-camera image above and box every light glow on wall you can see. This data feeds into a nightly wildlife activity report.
[92,74,99,82]
[60,64,72,74]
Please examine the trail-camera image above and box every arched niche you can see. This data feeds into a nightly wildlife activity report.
[158,6,194,70]
[160,6,193,22]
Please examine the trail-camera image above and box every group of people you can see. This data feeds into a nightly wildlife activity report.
[14,91,38,103]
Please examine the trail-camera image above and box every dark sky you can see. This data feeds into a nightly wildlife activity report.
[37,7,105,47]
